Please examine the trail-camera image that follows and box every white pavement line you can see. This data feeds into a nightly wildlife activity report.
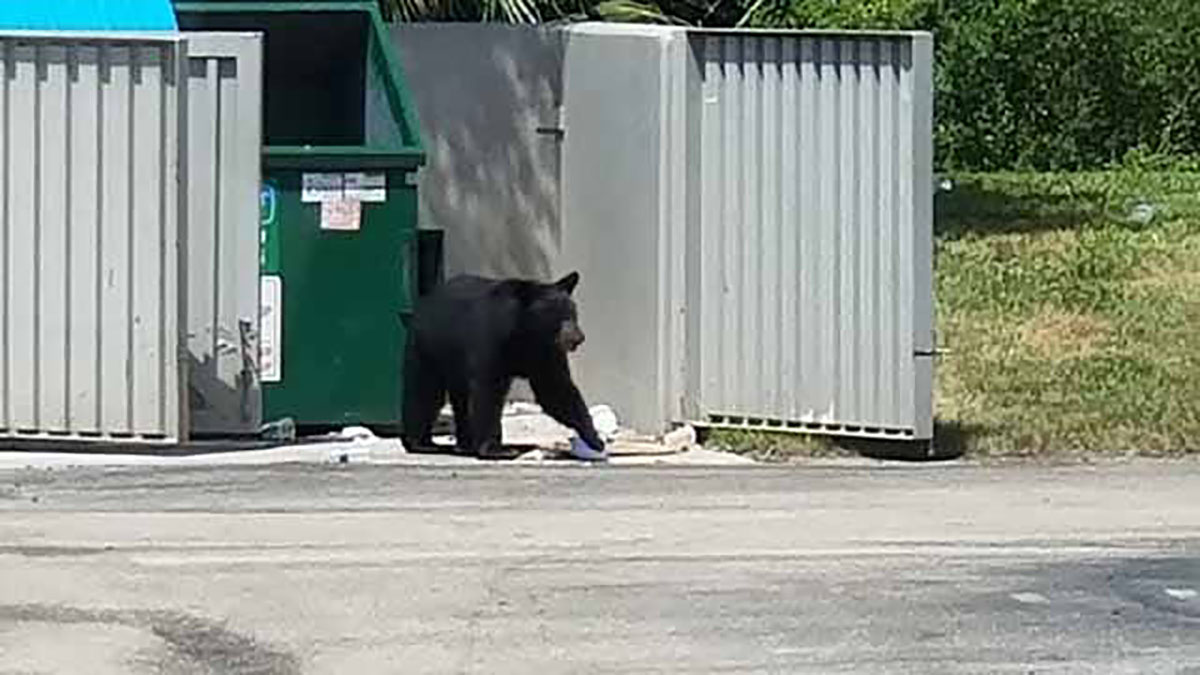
[124,544,1169,568]
[1163,588,1198,600]
[1010,592,1050,604]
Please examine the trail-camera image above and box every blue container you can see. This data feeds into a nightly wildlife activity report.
[0,0,178,31]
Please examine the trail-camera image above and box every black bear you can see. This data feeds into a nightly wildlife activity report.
[402,271,606,459]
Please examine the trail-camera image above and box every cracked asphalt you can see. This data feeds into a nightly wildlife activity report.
[1,459,1198,673]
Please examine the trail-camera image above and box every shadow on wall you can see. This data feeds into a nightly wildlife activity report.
[391,24,565,281]
[187,343,259,438]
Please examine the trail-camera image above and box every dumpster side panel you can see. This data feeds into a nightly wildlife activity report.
[184,32,264,437]
[0,34,187,444]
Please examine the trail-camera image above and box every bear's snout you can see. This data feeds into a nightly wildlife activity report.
[559,323,586,352]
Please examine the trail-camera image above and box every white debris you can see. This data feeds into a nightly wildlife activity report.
[515,448,548,463]
[505,402,544,416]
[589,405,620,438]
[1164,588,1198,601]
[1010,592,1050,605]
[495,402,622,448]
[259,417,296,442]
[1128,201,1158,225]
[322,435,408,465]
[333,425,377,443]
[501,407,573,447]
[662,424,697,452]
[431,434,457,448]
[431,403,720,463]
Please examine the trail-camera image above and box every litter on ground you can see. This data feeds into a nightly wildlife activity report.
[433,402,737,465]
[0,404,754,469]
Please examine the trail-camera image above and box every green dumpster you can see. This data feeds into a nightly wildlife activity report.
[176,0,426,433]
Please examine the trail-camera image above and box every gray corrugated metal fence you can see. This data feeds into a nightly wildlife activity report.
[691,31,934,439]
[184,32,263,437]
[0,32,188,443]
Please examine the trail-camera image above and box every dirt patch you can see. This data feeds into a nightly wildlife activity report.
[1131,269,1200,291]
[1020,310,1110,361]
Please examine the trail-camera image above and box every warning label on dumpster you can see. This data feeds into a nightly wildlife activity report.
[260,275,282,383]
[302,172,387,204]
[344,172,386,202]
[303,172,386,231]
[302,173,343,203]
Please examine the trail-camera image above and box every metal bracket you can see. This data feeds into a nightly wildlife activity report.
[915,349,952,357]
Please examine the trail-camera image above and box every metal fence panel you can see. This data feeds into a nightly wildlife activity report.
[0,32,187,443]
[184,32,263,437]
[690,31,934,439]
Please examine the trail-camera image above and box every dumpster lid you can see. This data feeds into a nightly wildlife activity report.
[0,0,178,31]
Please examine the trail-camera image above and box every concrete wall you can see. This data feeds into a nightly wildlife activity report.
[391,24,564,280]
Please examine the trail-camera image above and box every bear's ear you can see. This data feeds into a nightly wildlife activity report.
[554,271,580,295]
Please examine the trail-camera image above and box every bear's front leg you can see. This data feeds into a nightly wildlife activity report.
[529,353,605,451]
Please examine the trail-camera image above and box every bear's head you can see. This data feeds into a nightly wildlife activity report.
[524,271,587,353]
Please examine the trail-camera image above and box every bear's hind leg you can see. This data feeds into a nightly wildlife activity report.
[402,351,445,452]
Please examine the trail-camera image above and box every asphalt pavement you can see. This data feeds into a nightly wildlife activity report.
[1,458,1198,674]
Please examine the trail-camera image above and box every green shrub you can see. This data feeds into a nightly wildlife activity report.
[742,0,1200,171]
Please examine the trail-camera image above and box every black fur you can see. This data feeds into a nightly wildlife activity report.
[403,271,604,458]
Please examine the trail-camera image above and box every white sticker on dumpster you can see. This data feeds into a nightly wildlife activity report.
[260,275,282,383]
[321,198,362,231]
[344,172,386,202]
[302,173,343,203]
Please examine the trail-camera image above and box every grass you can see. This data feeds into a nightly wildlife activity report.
[935,168,1200,457]
[714,166,1200,461]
